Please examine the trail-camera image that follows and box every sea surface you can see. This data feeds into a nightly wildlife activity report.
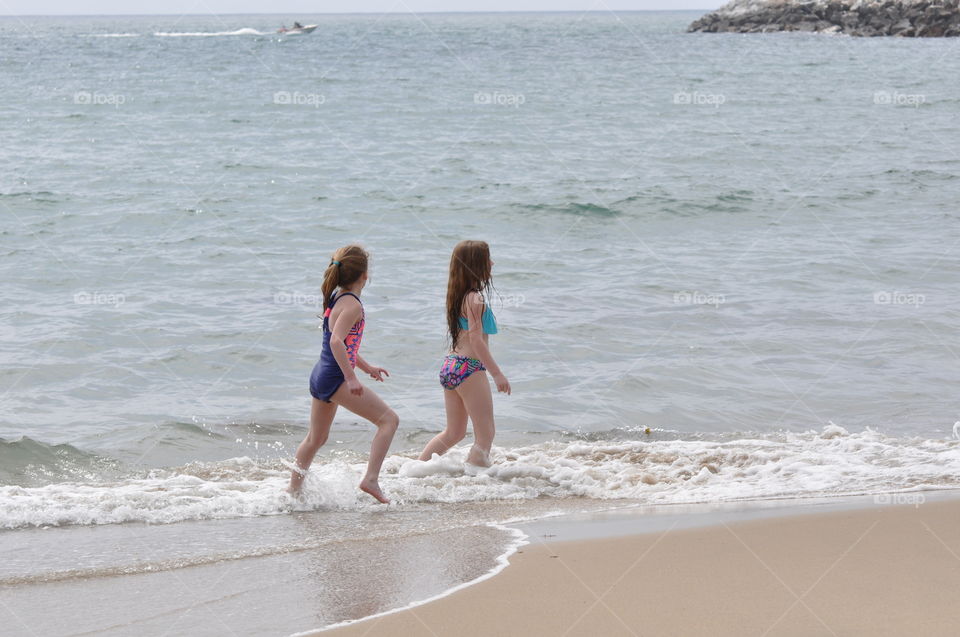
[2,11,960,636]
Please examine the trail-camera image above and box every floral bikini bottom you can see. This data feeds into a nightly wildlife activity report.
[439,355,486,390]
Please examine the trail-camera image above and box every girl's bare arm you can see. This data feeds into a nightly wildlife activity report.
[465,293,510,394]
[355,353,372,375]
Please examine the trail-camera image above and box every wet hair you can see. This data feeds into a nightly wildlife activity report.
[446,240,492,349]
[321,244,369,310]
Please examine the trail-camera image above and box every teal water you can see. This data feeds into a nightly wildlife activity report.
[1,11,960,515]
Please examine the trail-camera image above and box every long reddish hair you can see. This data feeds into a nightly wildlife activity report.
[446,240,492,349]
[321,244,368,310]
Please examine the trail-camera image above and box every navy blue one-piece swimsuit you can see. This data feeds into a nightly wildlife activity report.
[309,292,365,402]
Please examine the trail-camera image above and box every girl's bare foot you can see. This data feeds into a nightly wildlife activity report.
[359,479,390,504]
[282,459,308,493]
[466,444,491,468]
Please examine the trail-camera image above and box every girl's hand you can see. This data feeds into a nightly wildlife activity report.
[493,373,511,395]
[346,377,364,396]
[367,367,389,382]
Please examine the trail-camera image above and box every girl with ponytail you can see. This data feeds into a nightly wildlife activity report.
[287,244,397,503]
[418,240,510,467]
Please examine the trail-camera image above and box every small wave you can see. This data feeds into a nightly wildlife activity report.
[518,202,621,217]
[167,420,231,439]
[880,168,959,182]
[0,436,124,486]
[610,188,760,217]
[0,190,58,199]
[153,28,265,37]
[715,189,755,202]
[223,162,269,170]
[2,427,959,530]
[0,531,346,586]
[86,33,140,38]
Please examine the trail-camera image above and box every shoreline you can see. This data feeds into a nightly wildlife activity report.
[287,522,529,637]
[316,492,960,636]
[2,491,959,637]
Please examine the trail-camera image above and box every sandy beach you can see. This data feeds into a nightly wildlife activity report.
[323,498,960,637]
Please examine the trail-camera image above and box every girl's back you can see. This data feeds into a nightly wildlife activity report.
[450,291,497,359]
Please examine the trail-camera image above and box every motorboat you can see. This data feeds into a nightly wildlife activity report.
[277,24,317,35]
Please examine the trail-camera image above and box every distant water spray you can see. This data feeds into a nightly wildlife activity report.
[153,28,267,37]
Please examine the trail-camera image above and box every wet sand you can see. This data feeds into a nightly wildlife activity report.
[323,498,960,636]
[0,509,519,637]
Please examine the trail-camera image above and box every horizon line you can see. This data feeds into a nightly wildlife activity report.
[0,9,714,17]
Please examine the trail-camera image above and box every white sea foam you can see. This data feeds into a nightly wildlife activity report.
[153,28,265,37]
[2,427,959,529]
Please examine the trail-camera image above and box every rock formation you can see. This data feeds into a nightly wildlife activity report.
[688,0,960,36]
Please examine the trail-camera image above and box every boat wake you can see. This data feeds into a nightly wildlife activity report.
[153,28,266,37]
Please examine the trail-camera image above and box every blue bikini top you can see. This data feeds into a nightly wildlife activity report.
[458,305,498,335]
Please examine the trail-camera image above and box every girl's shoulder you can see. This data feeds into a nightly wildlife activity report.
[461,290,486,320]
[329,292,363,315]
[462,290,485,308]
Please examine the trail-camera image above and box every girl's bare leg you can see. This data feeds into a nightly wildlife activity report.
[331,383,399,503]
[287,398,337,493]
[418,389,468,460]
[455,371,495,467]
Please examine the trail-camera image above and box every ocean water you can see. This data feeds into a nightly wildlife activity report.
[2,11,960,635]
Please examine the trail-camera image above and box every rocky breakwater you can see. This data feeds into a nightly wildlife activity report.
[688,0,960,36]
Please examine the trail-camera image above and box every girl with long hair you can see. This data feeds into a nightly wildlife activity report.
[287,244,397,503]
[418,240,511,467]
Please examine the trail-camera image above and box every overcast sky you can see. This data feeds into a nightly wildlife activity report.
[0,1,723,15]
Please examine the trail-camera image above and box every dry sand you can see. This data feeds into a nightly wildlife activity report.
[323,499,960,636]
